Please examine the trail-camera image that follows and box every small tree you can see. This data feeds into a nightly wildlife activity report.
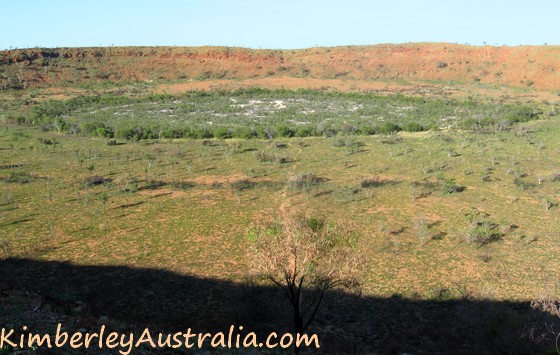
[247,213,364,352]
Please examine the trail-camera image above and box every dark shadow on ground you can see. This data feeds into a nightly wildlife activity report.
[0,258,558,354]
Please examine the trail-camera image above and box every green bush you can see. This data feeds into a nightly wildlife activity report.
[378,122,402,134]
[18,89,543,141]
[402,122,425,132]
[295,126,317,137]
[464,209,502,247]
[359,126,377,135]
[193,127,214,139]
[114,125,136,140]
[503,106,537,123]
[233,127,256,139]
[212,126,232,139]
[275,125,295,138]
[436,173,464,195]
[96,127,113,138]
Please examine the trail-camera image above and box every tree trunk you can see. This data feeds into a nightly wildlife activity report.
[293,302,304,354]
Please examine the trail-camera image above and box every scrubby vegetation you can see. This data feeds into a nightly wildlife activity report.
[5,89,544,141]
[1,80,560,353]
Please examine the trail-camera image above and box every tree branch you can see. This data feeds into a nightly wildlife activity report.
[303,286,328,332]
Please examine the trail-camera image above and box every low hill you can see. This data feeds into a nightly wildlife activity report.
[2,43,560,91]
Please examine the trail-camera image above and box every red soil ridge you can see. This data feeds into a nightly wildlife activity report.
[1,43,559,90]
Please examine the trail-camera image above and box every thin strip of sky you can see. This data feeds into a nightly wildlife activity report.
[1,0,559,50]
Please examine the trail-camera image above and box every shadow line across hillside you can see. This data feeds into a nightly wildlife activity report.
[1,258,558,354]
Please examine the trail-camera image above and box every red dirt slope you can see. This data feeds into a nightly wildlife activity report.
[1,43,560,90]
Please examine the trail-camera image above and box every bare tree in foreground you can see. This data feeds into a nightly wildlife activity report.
[246,212,364,351]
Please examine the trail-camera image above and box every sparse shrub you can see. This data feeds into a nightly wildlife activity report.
[230,179,256,191]
[84,175,112,186]
[402,122,425,132]
[261,127,276,140]
[499,224,517,234]
[1,171,34,184]
[409,181,419,201]
[341,123,356,134]
[255,150,276,162]
[514,125,531,137]
[481,172,491,182]
[255,150,287,164]
[463,209,501,247]
[345,137,363,153]
[225,141,243,155]
[333,136,363,154]
[496,119,511,131]
[513,166,527,179]
[1,193,14,206]
[480,166,492,182]
[436,173,463,195]
[143,179,166,190]
[118,176,138,194]
[381,133,402,144]
[414,215,430,245]
[378,122,402,134]
[361,176,382,188]
[37,137,53,145]
[513,177,535,190]
[441,178,462,194]
[98,191,109,205]
[542,196,556,211]
[170,181,196,190]
[288,173,321,190]
[332,137,346,147]
[447,149,459,158]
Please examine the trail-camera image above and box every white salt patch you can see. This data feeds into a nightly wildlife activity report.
[272,100,286,109]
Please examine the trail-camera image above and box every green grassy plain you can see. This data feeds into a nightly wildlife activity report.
[3,43,560,353]
[1,79,560,354]
[2,112,559,301]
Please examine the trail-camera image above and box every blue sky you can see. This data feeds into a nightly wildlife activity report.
[2,0,559,50]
